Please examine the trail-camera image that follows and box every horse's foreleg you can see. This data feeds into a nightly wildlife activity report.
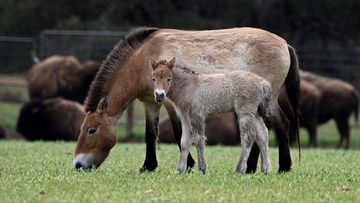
[140,102,161,172]
[164,102,195,169]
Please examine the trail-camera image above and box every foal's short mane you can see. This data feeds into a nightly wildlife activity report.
[176,65,199,75]
[84,27,160,112]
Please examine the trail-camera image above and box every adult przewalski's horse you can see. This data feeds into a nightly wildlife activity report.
[150,58,271,174]
[73,27,300,173]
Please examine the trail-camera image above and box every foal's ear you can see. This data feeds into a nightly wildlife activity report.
[167,57,176,69]
[97,97,108,113]
[149,59,158,70]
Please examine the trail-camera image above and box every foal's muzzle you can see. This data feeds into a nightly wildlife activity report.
[154,90,166,103]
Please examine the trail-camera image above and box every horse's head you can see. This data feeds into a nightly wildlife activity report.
[149,58,176,103]
[73,97,117,170]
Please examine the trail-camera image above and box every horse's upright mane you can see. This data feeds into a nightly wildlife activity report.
[84,27,160,112]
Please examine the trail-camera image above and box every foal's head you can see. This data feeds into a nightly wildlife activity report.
[73,97,117,170]
[150,58,176,103]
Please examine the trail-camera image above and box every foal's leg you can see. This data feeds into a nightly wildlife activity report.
[255,117,271,174]
[236,115,256,174]
[176,115,192,173]
[163,102,195,169]
[191,119,207,174]
[140,102,161,172]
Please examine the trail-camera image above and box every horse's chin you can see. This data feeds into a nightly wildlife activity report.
[155,99,164,103]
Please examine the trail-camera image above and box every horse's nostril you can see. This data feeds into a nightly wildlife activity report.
[156,93,164,98]
[75,162,83,169]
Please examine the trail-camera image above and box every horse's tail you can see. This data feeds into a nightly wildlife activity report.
[258,81,271,120]
[285,45,301,163]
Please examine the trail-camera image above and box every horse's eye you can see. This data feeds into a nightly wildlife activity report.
[167,78,171,82]
[88,128,97,135]
[152,78,155,82]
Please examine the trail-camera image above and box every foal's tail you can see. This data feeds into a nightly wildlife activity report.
[258,81,271,120]
[285,45,301,163]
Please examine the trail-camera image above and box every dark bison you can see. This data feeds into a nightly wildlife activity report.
[279,71,359,148]
[27,55,100,103]
[159,113,240,145]
[16,98,85,141]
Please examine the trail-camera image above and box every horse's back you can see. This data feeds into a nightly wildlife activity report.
[140,27,290,94]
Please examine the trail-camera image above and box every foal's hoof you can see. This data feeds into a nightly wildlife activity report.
[199,165,207,174]
[176,165,188,174]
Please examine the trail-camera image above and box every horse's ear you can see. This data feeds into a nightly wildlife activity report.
[97,97,108,113]
[149,59,158,70]
[167,57,176,69]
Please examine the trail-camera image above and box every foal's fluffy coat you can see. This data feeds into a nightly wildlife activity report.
[151,58,271,174]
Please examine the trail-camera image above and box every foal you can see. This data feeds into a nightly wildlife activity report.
[150,58,271,174]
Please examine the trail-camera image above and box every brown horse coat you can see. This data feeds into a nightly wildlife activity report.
[27,55,100,103]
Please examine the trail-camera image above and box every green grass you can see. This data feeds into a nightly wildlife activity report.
[0,141,359,202]
[0,102,22,130]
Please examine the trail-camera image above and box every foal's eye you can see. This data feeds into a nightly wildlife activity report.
[152,78,155,82]
[88,128,97,135]
[167,78,171,82]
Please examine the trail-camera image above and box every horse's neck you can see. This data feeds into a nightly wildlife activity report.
[105,63,141,117]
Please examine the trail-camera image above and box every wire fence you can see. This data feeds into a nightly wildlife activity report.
[0,30,359,89]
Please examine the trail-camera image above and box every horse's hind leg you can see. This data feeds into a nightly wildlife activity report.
[255,117,271,174]
[164,102,195,170]
[236,115,256,174]
[271,103,292,172]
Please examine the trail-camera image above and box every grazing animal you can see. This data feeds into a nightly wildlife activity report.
[73,27,300,173]
[16,98,85,141]
[150,58,271,174]
[27,55,100,103]
[299,71,359,148]
[159,113,240,146]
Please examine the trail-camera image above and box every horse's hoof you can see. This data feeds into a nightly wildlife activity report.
[139,161,158,173]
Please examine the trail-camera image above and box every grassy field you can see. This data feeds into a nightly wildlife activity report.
[0,141,359,202]
[1,85,360,202]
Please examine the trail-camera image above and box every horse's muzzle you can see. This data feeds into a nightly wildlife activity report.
[154,91,165,103]
[73,153,95,171]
